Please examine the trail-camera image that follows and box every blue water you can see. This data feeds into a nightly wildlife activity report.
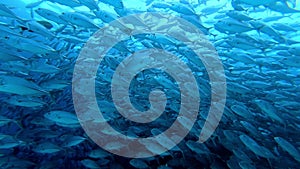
[0,0,299,168]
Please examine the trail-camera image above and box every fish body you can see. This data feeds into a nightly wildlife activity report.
[170,3,196,15]
[226,10,253,21]
[275,137,300,162]
[26,20,55,37]
[0,75,47,95]
[94,11,117,23]
[33,142,62,153]
[1,34,56,54]
[61,12,99,28]
[44,111,80,127]
[240,135,275,158]
[214,19,253,34]
[254,99,284,124]
[35,8,68,24]
[0,0,299,168]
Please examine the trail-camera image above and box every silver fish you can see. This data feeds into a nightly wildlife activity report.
[35,8,68,24]
[60,12,99,29]
[44,110,80,127]
[214,19,253,34]
[239,134,275,158]
[275,137,300,162]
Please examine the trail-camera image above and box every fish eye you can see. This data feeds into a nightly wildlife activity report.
[4,36,9,39]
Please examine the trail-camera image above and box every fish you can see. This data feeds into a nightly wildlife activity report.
[61,135,86,147]
[186,140,211,155]
[151,2,172,9]
[240,121,260,137]
[230,104,254,119]
[129,159,149,169]
[94,11,118,23]
[272,23,298,32]
[200,4,226,16]
[4,95,46,107]
[35,8,68,25]
[275,137,300,162]
[274,137,300,162]
[60,12,99,29]
[214,18,253,34]
[0,0,299,168]
[180,15,211,35]
[44,111,80,127]
[226,82,251,94]
[40,79,70,91]
[0,135,23,149]
[33,142,62,154]
[81,159,100,169]
[280,56,300,67]
[37,20,53,29]
[239,135,275,159]
[0,75,48,95]
[25,20,55,37]
[254,99,284,124]
[169,3,196,16]
[226,37,261,50]
[226,10,253,21]
[1,34,56,54]
[88,149,111,159]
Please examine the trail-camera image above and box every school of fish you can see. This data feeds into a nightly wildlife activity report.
[0,0,299,168]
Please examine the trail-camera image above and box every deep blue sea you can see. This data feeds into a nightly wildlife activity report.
[0,0,299,168]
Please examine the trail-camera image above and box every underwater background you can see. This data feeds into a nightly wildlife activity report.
[0,0,300,168]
